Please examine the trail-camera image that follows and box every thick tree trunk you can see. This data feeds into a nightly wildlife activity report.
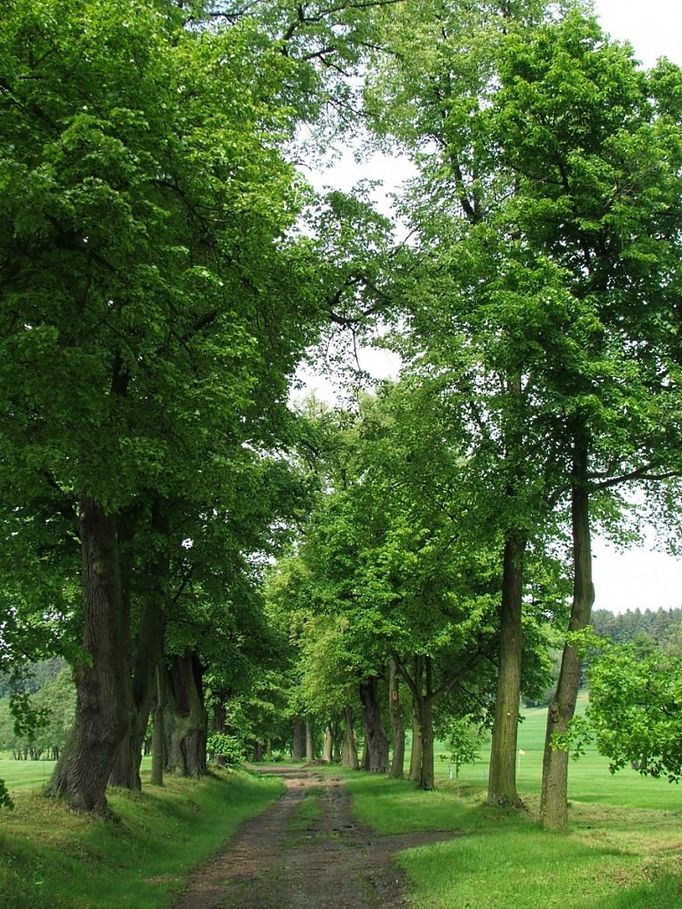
[488,531,527,807]
[292,717,305,760]
[541,428,594,830]
[165,653,207,777]
[416,693,435,791]
[150,664,165,786]
[305,719,314,761]
[341,706,359,769]
[47,496,131,813]
[359,678,388,773]
[388,658,405,778]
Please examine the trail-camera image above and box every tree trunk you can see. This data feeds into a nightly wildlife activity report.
[388,658,405,778]
[305,719,314,761]
[110,500,168,790]
[323,726,333,763]
[341,706,359,769]
[150,663,164,786]
[212,701,227,767]
[488,531,527,807]
[292,717,305,760]
[47,496,131,813]
[165,653,207,777]
[541,427,594,830]
[416,693,435,791]
[409,701,422,782]
[359,678,388,773]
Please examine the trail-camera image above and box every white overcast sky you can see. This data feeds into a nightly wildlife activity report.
[300,0,682,614]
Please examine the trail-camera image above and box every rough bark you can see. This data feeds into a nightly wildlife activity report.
[165,652,207,777]
[341,706,359,769]
[415,692,435,791]
[388,657,405,778]
[541,427,594,830]
[359,678,388,773]
[488,531,527,807]
[110,500,168,790]
[292,717,305,760]
[47,495,131,813]
[150,663,165,787]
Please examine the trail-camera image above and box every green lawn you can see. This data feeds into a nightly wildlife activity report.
[438,695,680,810]
[342,771,682,909]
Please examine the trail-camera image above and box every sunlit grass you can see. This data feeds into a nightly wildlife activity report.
[341,771,682,909]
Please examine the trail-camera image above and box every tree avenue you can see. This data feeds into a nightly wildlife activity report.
[1,0,681,844]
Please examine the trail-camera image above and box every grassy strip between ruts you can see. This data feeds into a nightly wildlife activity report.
[341,772,682,909]
[0,768,283,909]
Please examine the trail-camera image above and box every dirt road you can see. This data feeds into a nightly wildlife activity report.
[172,766,453,909]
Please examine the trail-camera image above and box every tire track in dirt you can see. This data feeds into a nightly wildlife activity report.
[171,766,457,909]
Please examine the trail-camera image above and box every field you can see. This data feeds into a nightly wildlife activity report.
[440,695,679,810]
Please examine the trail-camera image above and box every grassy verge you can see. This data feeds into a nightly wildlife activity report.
[342,772,682,909]
[0,768,283,909]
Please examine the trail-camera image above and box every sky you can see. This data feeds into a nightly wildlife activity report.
[300,0,682,614]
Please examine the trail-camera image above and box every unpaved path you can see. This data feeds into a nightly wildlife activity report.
[172,766,456,909]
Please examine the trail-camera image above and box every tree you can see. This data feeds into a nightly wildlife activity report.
[0,0,328,811]
[491,10,682,828]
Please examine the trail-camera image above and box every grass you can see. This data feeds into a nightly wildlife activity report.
[438,694,679,810]
[286,786,322,832]
[0,767,283,909]
[341,772,682,909]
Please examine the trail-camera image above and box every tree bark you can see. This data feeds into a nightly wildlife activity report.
[47,495,131,813]
[323,726,333,763]
[359,678,388,773]
[488,531,527,807]
[341,706,359,769]
[388,657,405,778]
[409,700,422,782]
[150,663,164,786]
[110,500,168,790]
[292,717,305,760]
[305,719,314,761]
[541,427,594,830]
[165,652,207,777]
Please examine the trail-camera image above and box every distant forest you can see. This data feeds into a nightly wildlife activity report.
[591,607,682,649]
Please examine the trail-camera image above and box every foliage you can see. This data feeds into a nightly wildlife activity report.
[206,733,245,768]
[585,636,682,782]
[443,717,486,779]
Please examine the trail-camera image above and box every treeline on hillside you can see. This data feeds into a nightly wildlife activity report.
[592,608,682,649]
[2,0,682,832]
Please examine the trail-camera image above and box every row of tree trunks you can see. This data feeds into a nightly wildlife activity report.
[110,501,169,790]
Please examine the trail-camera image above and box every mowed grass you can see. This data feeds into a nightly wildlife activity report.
[440,694,680,810]
[0,767,283,909]
[343,772,682,909]
[334,693,681,909]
